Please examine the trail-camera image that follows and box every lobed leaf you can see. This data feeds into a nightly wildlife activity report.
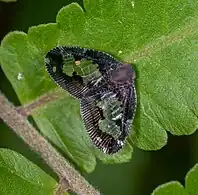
[0,0,198,171]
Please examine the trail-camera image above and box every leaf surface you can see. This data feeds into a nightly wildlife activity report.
[1,0,198,171]
[0,149,56,195]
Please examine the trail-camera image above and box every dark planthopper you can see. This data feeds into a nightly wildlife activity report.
[45,46,136,154]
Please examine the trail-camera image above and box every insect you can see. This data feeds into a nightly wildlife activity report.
[45,46,136,154]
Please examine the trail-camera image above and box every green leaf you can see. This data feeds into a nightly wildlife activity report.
[152,181,187,195]
[33,95,97,172]
[1,0,198,171]
[185,164,198,195]
[152,164,198,195]
[0,149,56,195]
[0,31,55,103]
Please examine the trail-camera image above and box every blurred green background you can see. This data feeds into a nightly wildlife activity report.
[0,0,198,194]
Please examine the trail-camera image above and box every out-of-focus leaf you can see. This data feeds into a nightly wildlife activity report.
[0,149,56,195]
[0,0,198,171]
[0,0,16,2]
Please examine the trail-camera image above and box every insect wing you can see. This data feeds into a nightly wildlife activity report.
[80,98,124,154]
[44,46,137,155]
[119,86,137,141]
[45,47,88,99]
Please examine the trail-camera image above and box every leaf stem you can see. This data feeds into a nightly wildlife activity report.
[17,90,64,117]
[0,93,99,195]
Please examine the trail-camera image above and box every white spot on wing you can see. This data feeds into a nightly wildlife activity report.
[102,147,108,153]
[110,94,117,99]
[101,92,114,100]
[117,140,124,146]
[112,113,122,121]
[17,73,23,80]
[96,137,102,142]
[94,77,103,86]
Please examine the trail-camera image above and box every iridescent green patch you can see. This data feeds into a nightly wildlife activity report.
[62,55,98,77]
[97,97,122,139]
